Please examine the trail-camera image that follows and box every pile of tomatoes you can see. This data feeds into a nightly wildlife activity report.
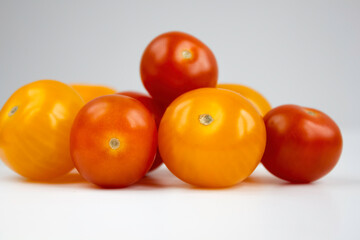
[0,32,343,188]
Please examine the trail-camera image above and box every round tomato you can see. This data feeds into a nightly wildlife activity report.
[158,88,266,188]
[140,31,218,107]
[0,80,84,180]
[262,104,343,183]
[117,91,163,171]
[217,83,271,117]
[70,84,117,103]
[70,95,157,188]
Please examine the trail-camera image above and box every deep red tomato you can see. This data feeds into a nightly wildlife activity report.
[140,31,218,107]
[117,91,163,171]
[70,95,157,188]
[262,104,342,183]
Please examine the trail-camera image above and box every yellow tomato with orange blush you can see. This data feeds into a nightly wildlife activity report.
[0,80,84,180]
[217,83,271,117]
[70,84,117,103]
[158,88,266,188]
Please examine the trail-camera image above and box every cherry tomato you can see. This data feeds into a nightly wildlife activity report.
[0,80,84,180]
[70,95,157,188]
[70,84,117,103]
[262,104,343,183]
[217,84,271,117]
[158,88,266,188]
[140,31,218,107]
[117,91,163,171]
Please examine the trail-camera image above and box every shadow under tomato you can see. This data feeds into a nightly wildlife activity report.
[76,175,185,191]
[8,165,354,190]
[133,173,193,190]
[19,172,87,185]
[241,174,352,187]
[132,167,285,190]
[135,175,170,188]
[243,175,287,185]
[135,168,252,191]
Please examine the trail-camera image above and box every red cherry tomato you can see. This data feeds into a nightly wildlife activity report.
[117,91,163,171]
[70,95,157,188]
[262,104,343,183]
[140,31,218,107]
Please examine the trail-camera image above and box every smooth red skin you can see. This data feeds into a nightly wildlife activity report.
[117,91,163,171]
[140,31,218,107]
[262,104,343,183]
[70,95,157,188]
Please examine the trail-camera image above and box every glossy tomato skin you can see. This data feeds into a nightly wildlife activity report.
[217,83,271,117]
[117,91,163,171]
[140,31,218,107]
[262,104,343,183]
[117,92,163,126]
[70,95,157,188]
[158,88,266,188]
[70,84,117,103]
[0,80,84,180]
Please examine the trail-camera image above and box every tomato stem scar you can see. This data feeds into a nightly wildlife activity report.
[109,138,120,150]
[199,114,213,126]
[182,49,192,59]
[306,110,316,116]
[8,106,18,117]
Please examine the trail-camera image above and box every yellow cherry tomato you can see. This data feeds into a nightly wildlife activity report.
[217,83,271,116]
[158,88,266,188]
[0,80,84,180]
[70,84,117,103]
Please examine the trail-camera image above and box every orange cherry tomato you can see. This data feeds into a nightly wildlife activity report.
[117,91,164,171]
[70,95,157,188]
[70,84,117,103]
[0,80,84,180]
[158,88,266,188]
[217,84,271,117]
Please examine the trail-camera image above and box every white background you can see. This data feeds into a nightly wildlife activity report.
[0,0,359,129]
[0,1,359,239]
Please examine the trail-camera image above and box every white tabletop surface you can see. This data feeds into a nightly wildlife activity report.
[1,129,359,240]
